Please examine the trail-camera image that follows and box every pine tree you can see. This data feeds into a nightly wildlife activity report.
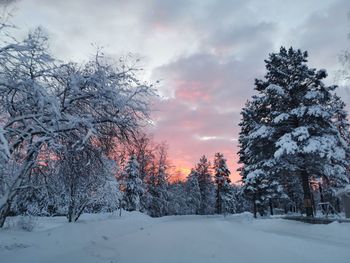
[239,47,350,217]
[231,185,251,213]
[185,169,201,214]
[213,153,232,214]
[238,99,283,217]
[123,155,145,212]
[194,155,215,214]
[220,181,237,215]
[147,164,169,217]
[167,181,188,215]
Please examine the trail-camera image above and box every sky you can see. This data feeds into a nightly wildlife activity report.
[6,0,350,182]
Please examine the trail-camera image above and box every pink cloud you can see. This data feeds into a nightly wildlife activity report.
[175,80,212,102]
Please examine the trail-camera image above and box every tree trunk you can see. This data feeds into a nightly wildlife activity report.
[269,199,274,216]
[0,201,11,228]
[318,182,326,213]
[284,203,288,214]
[300,171,313,217]
[336,198,341,213]
[0,150,38,227]
[216,185,222,214]
[253,195,257,218]
[68,198,75,223]
[74,200,89,222]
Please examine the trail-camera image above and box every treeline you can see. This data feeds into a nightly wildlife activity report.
[118,146,248,217]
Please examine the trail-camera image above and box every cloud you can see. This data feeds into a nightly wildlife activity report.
[0,0,17,6]
[8,0,350,182]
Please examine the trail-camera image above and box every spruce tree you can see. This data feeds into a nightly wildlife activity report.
[147,164,169,217]
[185,169,201,214]
[194,155,215,214]
[220,180,236,215]
[123,155,145,212]
[239,47,350,217]
[238,99,283,217]
[213,152,231,214]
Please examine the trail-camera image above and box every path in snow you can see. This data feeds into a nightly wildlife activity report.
[0,212,350,263]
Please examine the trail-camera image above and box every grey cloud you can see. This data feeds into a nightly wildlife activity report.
[7,0,350,176]
[0,0,16,6]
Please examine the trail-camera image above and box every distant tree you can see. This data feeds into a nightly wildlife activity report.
[231,185,251,213]
[146,165,168,217]
[146,143,169,217]
[194,155,215,214]
[123,155,145,212]
[167,181,188,215]
[220,181,237,215]
[213,153,232,214]
[185,169,201,214]
[57,141,119,222]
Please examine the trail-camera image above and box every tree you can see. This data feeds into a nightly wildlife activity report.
[239,47,350,217]
[231,185,251,213]
[122,155,145,212]
[185,169,201,214]
[194,155,215,214]
[146,143,169,217]
[58,141,120,222]
[0,27,155,226]
[238,99,283,217]
[213,152,231,214]
[0,29,60,227]
[242,170,284,217]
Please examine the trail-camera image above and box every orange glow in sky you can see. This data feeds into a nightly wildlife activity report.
[168,156,242,184]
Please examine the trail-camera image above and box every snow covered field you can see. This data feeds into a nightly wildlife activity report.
[1,212,349,263]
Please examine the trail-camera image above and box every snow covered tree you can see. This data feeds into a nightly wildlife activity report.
[85,171,121,214]
[193,155,215,214]
[122,155,145,212]
[185,169,201,214]
[51,139,120,222]
[231,185,251,213]
[220,181,237,215]
[213,152,232,214]
[242,170,280,217]
[167,181,188,215]
[0,27,155,226]
[146,144,169,217]
[238,98,283,217]
[239,47,350,217]
[146,164,168,217]
[0,29,61,227]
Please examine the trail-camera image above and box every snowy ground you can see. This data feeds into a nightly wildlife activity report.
[0,212,349,263]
